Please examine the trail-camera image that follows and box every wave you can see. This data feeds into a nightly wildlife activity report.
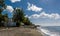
[37,27,60,36]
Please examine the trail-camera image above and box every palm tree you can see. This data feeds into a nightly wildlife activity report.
[13,8,25,27]
[13,8,33,26]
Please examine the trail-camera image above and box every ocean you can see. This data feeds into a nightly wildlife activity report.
[37,26,60,36]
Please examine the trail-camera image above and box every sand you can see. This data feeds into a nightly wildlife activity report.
[0,27,43,36]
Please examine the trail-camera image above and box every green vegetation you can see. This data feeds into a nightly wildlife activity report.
[0,0,33,27]
[13,8,33,27]
[0,0,8,27]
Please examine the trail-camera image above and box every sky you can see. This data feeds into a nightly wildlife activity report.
[2,0,60,26]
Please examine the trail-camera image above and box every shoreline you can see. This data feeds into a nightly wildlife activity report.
[37,27,46,36]
[37,27,49,36]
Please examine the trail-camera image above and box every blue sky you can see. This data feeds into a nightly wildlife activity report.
[2,0,60,26]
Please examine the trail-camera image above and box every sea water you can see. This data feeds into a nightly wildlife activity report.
[37,26,60,36]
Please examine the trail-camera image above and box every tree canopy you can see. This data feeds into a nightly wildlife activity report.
[13,8,33,26]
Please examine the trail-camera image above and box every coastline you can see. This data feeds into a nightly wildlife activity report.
[37,27,47,36]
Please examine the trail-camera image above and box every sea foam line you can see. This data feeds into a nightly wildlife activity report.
[37,27,59,36]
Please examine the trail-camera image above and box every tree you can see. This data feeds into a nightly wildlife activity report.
[0,0,5,7]
[13,8,25,26]
[13,8,33,26]
[3,14,8,22]
[23,17,32,25]
[13,8,25,22]
[0,0,6,14]
[0,0,7,27]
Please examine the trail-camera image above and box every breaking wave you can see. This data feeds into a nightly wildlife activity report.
[37,27,60,36]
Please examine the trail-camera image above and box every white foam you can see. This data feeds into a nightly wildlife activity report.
[40,28,51,35]
[38,27,60,36]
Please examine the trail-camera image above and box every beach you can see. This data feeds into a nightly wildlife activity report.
[0,27,43,36]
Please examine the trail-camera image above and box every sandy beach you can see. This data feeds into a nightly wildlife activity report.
[0,27,43,36]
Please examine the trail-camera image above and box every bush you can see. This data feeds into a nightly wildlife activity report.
[16,21,21,27]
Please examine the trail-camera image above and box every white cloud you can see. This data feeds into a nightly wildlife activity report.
[10,0,21,3]
[30,14,40,19]
[6,5,14,13]
[28,11,60,19]
[27,2,43,12]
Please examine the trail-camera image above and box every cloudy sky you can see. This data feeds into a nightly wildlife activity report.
[2,0,60,26]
